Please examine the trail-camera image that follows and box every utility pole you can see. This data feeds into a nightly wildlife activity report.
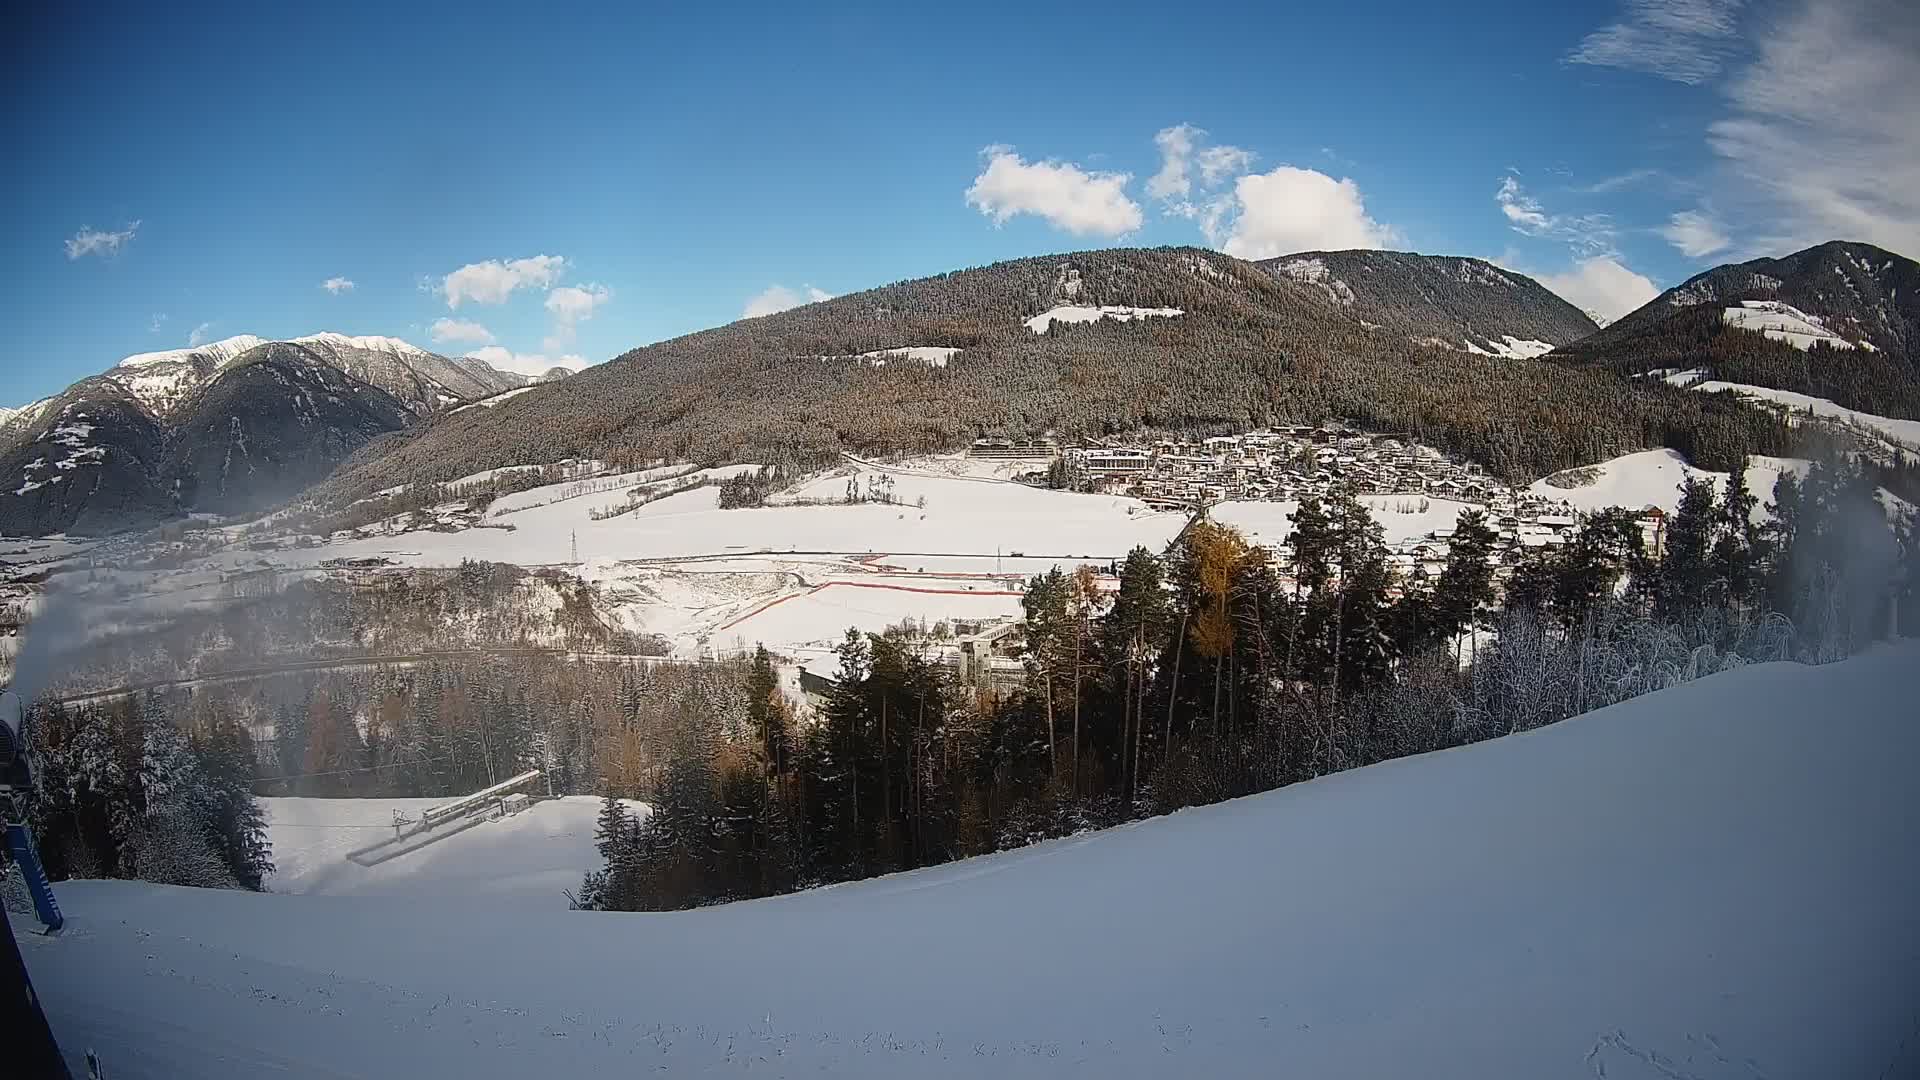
[571,530,579,565]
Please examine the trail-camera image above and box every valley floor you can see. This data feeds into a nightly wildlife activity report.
[20,643,1920,1078]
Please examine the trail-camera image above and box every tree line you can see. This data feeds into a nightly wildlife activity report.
[583,454,1917,910]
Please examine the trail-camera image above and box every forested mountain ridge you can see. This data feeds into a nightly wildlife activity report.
[1256,250,1598,355]
[0,343,417,534]
[317,246,1793,507]
[1557,241,1920,421]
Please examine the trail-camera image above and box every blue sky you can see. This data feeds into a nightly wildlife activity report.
[5,0,1916,407]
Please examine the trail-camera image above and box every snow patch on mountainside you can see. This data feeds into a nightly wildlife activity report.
[1690,381,1920,450]
[23,644,1920,1078]
[1273,258,1355,305]
[858,346,961,368]
[1721,301,1856,351]
[1463,335,1555,359]
[1024,305,1183,334]
[448,386,538,413]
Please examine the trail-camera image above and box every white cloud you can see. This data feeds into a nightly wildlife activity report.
[964,146,1143,237]
[1661,210,1731,257]
[1703,0,1920,256]
[148,313,167,334]
[1538,257,1661,320]
[1495,176,1616,254]
[429,318,495,346]
[1565,0,1745,85]
[544,283,611,321]
[1147,124,1257,219]
[1203,166,1397,259]
[1147,124,1200,203]
[65,221,140,260]
[322,276,355,294]
[440,255,567,308]
[742,283,834,319]
[188,322,213,347]
[463,345,588,378]
[541,283,612,352]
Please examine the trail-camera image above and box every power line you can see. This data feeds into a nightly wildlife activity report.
[248,754,458,785]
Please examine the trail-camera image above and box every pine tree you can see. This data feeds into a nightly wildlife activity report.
[1655,477,1719,625]
[594,791,630,860]
[1430,506,1498,649]
[1714,458,1761,607]
[190,714,273,890]
[746,646,787,775]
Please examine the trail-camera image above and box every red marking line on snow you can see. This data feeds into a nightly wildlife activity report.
[716,579,1024,632]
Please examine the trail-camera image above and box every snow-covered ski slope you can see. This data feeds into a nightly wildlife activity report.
[262,795,646,909]
[24,643,1920,1078]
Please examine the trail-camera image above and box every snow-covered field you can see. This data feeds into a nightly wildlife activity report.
[1721,300,1857,351]
[1691,380,1920,451]
[263,795,645,909]
[1213,494,1487,548]
[1023,305,1183,334]
[858,346,961,367]
[1529,449,1806,517]
[23,643,1920,1078]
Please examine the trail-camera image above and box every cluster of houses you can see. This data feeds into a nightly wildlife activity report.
[1058,428,1506,507]
[976,429,1669,585]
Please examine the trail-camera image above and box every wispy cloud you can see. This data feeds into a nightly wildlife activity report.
[1565,0,1745,85]
[1704,0,1920,256]
[1147,124,1256,219]
[965,146,1143,237]
[1575,167,1662,195]
[1495,176,1616,255]
[542,283,612,352]
[148,313,167,335]
[429,318,495,346]
[1661,210,1731,257]
[66,221,140,260]
[188,322,213,347]
[322,276,355,294]
[439,255,567,308]
[742,284,833,320]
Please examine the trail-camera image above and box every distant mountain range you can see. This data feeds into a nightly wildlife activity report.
[314,246,1782,511]
[12,241,1911,538]
[1555,240,1920,423]
[0,334,545,535]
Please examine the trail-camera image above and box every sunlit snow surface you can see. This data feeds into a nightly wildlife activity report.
[22,644,1920,1077]
[1721,300,1855,351]
[262,795,647,908]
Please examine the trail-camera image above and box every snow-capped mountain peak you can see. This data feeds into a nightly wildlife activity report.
[289,332,436,360]
[116,334,268,370]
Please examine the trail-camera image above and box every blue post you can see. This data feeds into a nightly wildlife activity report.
[4,822,62,932]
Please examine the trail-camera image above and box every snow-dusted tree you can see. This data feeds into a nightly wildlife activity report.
[122,803,241,890]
